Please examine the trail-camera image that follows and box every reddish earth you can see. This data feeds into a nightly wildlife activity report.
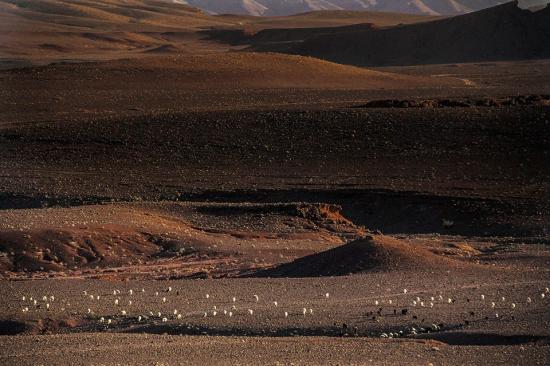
[0,202,363,280]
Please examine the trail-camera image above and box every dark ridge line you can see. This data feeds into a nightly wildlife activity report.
[0,188,505,210]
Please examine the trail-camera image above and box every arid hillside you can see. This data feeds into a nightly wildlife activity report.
[0,0,436,65]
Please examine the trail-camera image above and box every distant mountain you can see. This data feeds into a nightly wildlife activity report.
[178,0,508,16]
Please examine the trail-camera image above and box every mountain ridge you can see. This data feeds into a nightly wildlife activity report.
[179,0,508,16]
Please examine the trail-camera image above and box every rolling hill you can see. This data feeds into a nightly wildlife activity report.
[0,0,436,64]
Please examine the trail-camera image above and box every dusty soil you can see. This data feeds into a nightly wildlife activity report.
[1,55,549,365]
[1,262,549,364]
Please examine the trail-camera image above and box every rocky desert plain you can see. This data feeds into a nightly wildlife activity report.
[0,0,549,365]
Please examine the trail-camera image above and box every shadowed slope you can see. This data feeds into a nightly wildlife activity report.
[283,2,550,66]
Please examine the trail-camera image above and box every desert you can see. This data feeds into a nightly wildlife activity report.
[0,0,549,365]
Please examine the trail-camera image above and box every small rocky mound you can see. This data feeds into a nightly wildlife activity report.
[256,235,469,277]
[356,95,550,109]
